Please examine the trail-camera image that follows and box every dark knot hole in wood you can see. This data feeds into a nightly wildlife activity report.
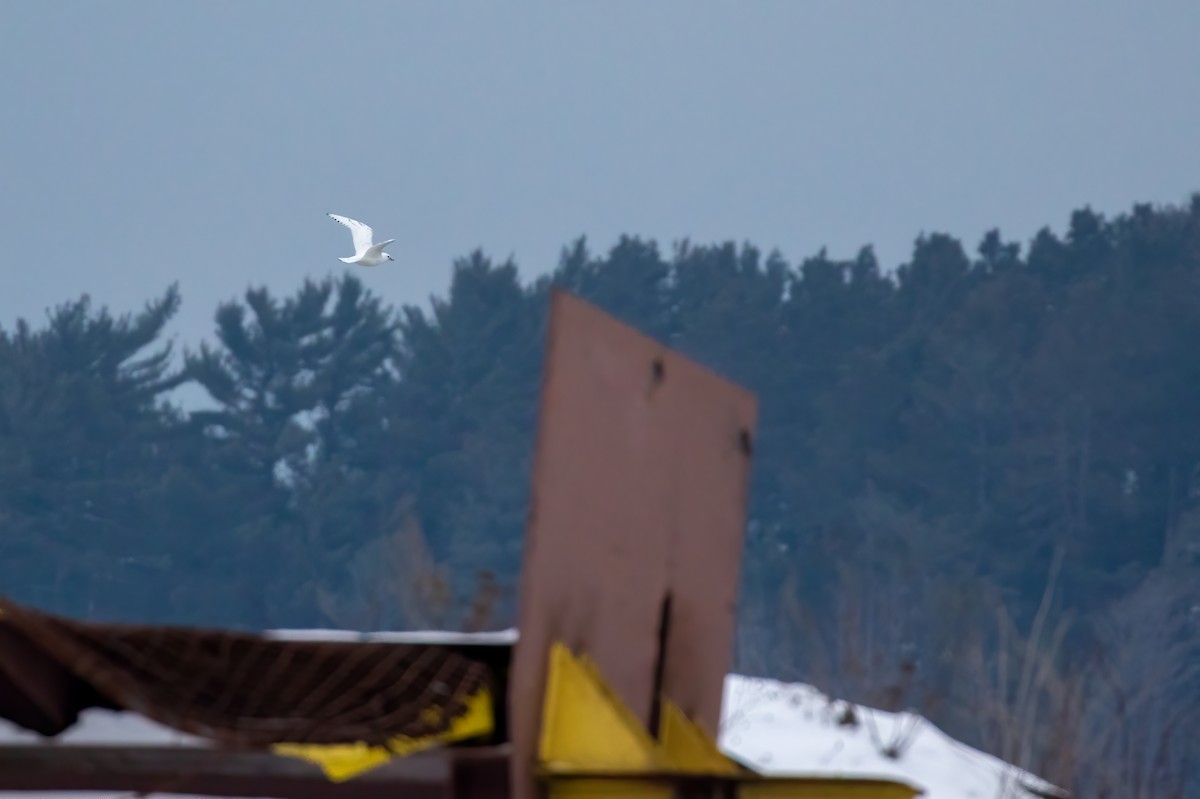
[739,428,754,458]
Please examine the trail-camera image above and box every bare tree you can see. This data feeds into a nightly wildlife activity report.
[316,502,454,631]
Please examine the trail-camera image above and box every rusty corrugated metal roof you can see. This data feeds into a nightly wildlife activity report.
[0,596,495,747]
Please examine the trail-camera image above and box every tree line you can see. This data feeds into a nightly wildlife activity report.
[2,197,1199,793]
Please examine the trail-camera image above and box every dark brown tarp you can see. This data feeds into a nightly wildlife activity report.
[0,596,492,747]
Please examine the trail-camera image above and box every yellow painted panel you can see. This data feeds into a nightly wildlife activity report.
[271,686,494,782]
[657,699,740,775]
[538,642,659,771]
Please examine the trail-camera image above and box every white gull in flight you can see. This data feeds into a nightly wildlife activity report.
[327,213,395,266]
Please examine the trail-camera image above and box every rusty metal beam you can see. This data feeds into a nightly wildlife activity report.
[0,744,512,799]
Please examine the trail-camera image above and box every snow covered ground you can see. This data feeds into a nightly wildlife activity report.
[0,645,1061,799]
[720,674,1064,799]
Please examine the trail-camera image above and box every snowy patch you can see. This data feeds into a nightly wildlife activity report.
[0,708,205,747]
[719,674,1063,799]
[264,627,519,645]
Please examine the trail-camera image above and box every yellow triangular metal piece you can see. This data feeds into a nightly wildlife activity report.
[538,642,743,777]
[539,642,659,772]
[272,686,494,782]
[657,699,741,775]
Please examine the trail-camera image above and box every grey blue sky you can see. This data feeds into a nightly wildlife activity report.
[2,1,1198,349]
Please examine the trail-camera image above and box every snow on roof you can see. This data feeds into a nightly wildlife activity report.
[719,674,1064,799]
[0,708,206,748]
[263,627,519,645]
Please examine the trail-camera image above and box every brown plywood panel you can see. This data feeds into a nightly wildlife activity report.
[510,289,757,799]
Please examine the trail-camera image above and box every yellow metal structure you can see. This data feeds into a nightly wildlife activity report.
[271,686,494,782]
[537,642,923,799]
[538,641,661,772]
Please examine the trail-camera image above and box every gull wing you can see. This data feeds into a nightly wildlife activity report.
[327,213,374,254]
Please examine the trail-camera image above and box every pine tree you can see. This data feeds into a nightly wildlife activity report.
[184,275,398,626]
[0,287,186,619]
